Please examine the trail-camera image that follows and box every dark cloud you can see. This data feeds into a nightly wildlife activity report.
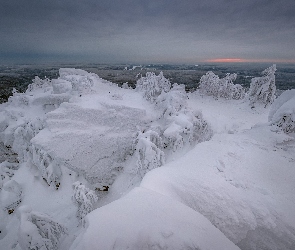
[1,0,295,63]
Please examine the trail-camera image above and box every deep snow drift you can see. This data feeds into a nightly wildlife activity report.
[0,67,294,250]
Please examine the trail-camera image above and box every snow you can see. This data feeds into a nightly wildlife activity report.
[71,187,240,250]
[0,67,295,250]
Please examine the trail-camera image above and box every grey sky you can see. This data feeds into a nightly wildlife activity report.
[1,0,295,64]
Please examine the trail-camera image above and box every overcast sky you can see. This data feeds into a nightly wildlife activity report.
[1,0,295,64]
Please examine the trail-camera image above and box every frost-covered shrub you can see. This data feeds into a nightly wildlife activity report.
[156,83,187,118]
[163,110,213,152]
[13,118,44,163]
[152,80,212,152]
[32,146,62,189]
[1,180,22,214]
[248,64,277,108]
[136,72,171,101]
[199,71,220,97]
[0,161,19,189]
[199,72,245,100]
[269,89,295,133]
[18,206,67,250]
[26,76,52,93]
[133,131,165,177]
[72,182,98,220]
[8,89,30,107]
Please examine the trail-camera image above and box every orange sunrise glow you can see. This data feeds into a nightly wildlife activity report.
[206,58,247,63]
[206,58,295,63]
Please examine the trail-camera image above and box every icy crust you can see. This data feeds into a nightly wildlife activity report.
[71,187,240,250]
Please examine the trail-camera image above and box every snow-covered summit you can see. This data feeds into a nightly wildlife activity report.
[0,67,295,250]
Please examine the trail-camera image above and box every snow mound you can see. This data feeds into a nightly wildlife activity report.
[71,187,240,250]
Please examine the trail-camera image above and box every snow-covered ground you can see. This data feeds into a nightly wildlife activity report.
[0,68,294,250]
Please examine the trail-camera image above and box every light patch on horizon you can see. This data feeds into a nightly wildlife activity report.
[206,58,247,63]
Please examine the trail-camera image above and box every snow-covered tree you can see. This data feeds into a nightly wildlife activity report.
[136,72,171,102]
[72,182,98,220]
[133,130,165,177]
[269,89,295,133]
[18,206,67,250]
[248,64,277,108]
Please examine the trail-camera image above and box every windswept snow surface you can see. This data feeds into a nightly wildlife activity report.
[0,68,295,250]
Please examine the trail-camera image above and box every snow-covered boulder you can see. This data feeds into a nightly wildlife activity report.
[269,89,295,133]
[32,101,148,188]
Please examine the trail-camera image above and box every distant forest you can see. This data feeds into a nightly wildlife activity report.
[1,63,295,103]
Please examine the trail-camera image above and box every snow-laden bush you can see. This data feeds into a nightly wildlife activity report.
[32,146,62,189]
[199,71,220,97]
[26,76,52,93]
[13,118,44,163]
[72,182,98,220]
[156,83,187,118]
[133,130,165,177]
[136,71,171,101]
[155,82,213,151]
[163,110,213,152]
[8,89,30,107]
[1,180,22,214]
[269,89,295,133]
[199,72,245,100]
[248,64,277,108]
[18,205,67,250]
[0,161,19,189]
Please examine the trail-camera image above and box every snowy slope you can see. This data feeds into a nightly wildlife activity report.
[0,68,295,250]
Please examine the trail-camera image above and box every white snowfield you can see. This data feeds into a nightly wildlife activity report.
[0,68,295,250]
